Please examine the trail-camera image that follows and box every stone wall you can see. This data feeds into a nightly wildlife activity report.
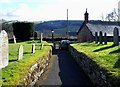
[21,48,52,86]
[69,46,120,87]
[77,25,93,42]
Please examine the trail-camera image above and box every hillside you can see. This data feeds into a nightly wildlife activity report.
[35,20,83,37]
[0,20,84,38]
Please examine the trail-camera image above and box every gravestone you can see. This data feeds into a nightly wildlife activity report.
[104,32,107,44]
[32,43,35,53]
[34,32,37,40]
[40,33,43,43]
[113,27,119,46]
[0,26,1,69]
[95,32,98,44]
[18,45,23,60]
[40,43,44,50]
[1,30,9,68]
[99,31,103,44]
[0,69,1,86]
[13,35,16,44]
[0,33,2,69]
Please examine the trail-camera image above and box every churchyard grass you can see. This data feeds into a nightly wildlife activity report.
[2,40,52,85]
[71,42,120,78]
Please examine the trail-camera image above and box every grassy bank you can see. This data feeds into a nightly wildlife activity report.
[2,40,52,86]
[71,42,120,78]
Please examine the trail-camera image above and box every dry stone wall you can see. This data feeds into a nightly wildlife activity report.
[22,47,52,86]
[69,46,120,87]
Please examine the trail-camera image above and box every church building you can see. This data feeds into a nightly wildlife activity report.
[77,9,120,42]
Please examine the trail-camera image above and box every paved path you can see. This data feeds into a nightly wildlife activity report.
[35,50,93,86]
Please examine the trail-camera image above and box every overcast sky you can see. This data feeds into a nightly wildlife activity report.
[0,0,119,21]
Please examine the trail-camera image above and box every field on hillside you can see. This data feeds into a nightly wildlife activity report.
[35,20,83,37]
[71,42,120,77]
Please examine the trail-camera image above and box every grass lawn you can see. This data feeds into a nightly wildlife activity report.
[1,40,52,86]
[71,42,120,78]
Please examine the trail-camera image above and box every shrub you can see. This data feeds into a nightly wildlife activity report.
[12,22,34,41]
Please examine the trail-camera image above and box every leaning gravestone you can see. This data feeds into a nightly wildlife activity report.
[113,27,119,46]
[95,32,98,44]
[1,30,9,68]
[34,32,38,40]
[40,33,43,43]
[40,43,44,50]
[32,43,35,53]
[13,35,16,44]
[0,27,1,69]
[99,31,103,44]
[18,45,23,60]
[0,33,2,69]
[104,32,107,44]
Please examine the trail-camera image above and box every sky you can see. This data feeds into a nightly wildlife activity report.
[0,0,120,21]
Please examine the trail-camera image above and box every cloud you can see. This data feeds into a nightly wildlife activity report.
[1,3,37,21]
[13,3,33,16]
[14,3,37,20]
[1,0,119,21]
[0,0,12,3]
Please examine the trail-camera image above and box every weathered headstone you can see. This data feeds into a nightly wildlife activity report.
[95,32,98,44]
[13,35,16,44]
[1,30,9,68]
[0,30,2,87]
[40,43,44,50]
[32,43,35,53]
[104,32,107,44]
[0,69,2,86]
[34,32,38,40]
[99,31,103,44]
[113,27,119,46]
[18,45,23,60]
[0,33,2,69]
[40,33,43,43]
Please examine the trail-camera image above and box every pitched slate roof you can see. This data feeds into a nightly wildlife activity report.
[77,21,120,36]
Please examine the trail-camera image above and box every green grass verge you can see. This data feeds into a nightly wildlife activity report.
[2,40,52,86]
[71,42,120,78]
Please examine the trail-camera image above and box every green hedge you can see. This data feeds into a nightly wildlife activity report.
[12,22,34,41]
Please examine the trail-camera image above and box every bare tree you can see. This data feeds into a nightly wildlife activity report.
[118,7,120,21]
[105,9,119,21]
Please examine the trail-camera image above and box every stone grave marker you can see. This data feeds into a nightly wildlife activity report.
[13,35,16,44]
[40,43,44,50]
[113,27,119,46]
[40,33,43,43]
[99,31,103,44]
[0,33,2,69]
[104,32,107,44]
[0,69,1,86]
[32,43,35,53]
[18,45,23,60]
[95,32,98,44]
[34,32,38,40]
[1,30,9,68]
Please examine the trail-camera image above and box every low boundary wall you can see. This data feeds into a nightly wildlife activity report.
[69,46,120,87]
[21,47,52,86]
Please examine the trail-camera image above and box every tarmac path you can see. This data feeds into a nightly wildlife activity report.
[35,49,93,87]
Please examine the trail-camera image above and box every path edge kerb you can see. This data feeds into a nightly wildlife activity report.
[69,46,120,87]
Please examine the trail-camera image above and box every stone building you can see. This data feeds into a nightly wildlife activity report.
[77,9,120,42]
